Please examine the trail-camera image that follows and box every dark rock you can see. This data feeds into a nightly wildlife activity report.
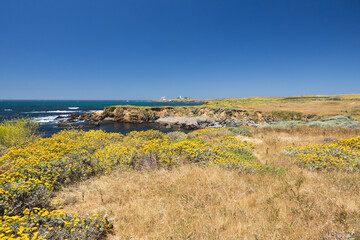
[67,113,80,123]
[82,121,101,128]
[91,121,100,127]
[150,107,164,112]
[210,123,223,128]
[182,124,199,130]
[55,115,67,120]
[57,122,71,128]
[79,112,91,120]
[69,113,79,119]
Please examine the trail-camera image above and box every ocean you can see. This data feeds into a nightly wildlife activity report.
[0,100,203,136]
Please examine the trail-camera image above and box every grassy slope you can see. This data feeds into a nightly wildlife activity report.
[57,127,360,240]
[112,94,360,117]
[203,94,360,116]
[108,94,360,124]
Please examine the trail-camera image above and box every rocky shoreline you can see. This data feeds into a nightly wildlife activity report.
[56,105,360,130]
[55,112,101,129]
[155,116,261,129]
[57,106,342,130]
[60,106,272,129]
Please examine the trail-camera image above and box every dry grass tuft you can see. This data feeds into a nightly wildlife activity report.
[57,127,360,239]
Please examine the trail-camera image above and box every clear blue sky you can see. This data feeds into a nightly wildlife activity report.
[0,0,359,100]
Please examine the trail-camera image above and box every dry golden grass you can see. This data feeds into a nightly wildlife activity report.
[56,127,360,239]
[204,94,360,117]
[243,100,360,116]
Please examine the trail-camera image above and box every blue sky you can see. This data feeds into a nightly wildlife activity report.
[0,0,359,100]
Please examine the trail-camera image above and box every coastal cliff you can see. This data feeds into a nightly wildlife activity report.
[82,106,317,129]
[60,94,360,129]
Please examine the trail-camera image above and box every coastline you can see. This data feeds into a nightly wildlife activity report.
[3,95,359,135]
[72,94,360,130]
[77,107,360,130]
[0,100,204,136]
[151,99,205,103]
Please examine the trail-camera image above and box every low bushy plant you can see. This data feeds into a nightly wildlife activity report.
[0,118,39,148]
[166,131,187,141]
[271,111,303,121]
[227,126,252,137]
[282,136,360,171]
[307,115,360,128]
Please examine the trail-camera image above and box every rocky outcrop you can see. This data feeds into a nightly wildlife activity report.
[56,111,102,129]
[80,106,318,129]
[155,116,262,129]
[156,117,205,130]
[58,106,360,130]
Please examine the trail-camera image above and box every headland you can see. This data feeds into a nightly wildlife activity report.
[65,94,360,130]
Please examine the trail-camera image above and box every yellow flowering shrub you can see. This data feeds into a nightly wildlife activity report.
[283,136,360,171]
[187,128,232,139]
[0,130,121,239]
[0,208,109,240]
[0,128,260,239]
[0,118,39,148]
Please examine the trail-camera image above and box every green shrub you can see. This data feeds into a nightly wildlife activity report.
[271,111,303,121]
[192,108,200,115]
[0,118,39,148]
[261,165,287,176]
[212,107,226,113]
[307,115,360,128]
[226,109,234,117]
[227,126,252,137]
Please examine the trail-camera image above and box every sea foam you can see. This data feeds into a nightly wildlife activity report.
[33,116,61,123]
[25,110,79,114]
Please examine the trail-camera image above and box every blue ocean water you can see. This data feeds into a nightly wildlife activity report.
[0,100,202,136]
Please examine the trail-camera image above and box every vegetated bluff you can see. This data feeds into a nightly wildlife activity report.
[82,106,317,129]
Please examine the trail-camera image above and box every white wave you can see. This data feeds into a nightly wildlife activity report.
[25,110,78,114]
[24,111,46,114]
[33,116,60,123]
[4,109,13,111]
[46,110,78,113]
[68,107,79,110]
